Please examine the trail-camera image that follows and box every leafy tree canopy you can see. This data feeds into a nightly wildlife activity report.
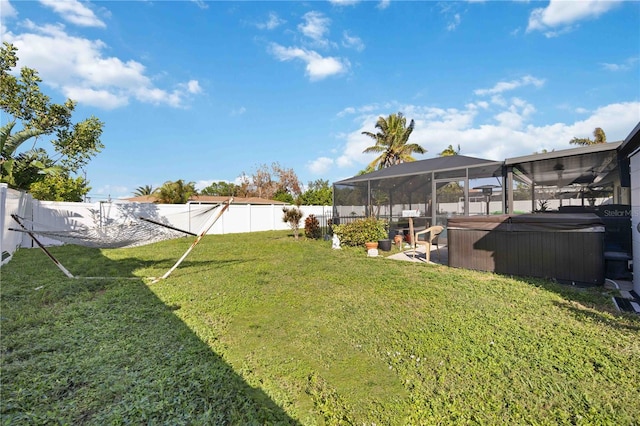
[29,174,89,202]
[0,42,104,199]
[298,179,333,205]
[200,181,239,197]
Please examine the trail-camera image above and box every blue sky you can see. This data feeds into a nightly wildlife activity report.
[1,0,639,201]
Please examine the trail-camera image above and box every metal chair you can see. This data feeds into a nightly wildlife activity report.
[413,226,444,262]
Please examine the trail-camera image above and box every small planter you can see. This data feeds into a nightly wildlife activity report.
[378,239,392,252]
[365,241,379,250]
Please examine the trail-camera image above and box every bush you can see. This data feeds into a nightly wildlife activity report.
[282,207,304,240]
[332,217,388,247]
[304,214,321,239]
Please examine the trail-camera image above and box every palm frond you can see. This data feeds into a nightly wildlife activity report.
[2,127,46,157]
[0,122,16,156]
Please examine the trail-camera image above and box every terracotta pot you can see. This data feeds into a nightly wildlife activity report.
[393,234,403,246]
[365,241,379,250]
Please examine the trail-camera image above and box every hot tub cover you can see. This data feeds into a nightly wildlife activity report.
[447,213,605,232]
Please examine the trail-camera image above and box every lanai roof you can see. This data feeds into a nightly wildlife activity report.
[335,142,623,188]
[505,142,622,187]
[335,155,499,185]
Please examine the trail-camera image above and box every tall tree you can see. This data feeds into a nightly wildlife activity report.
[247,162,301,200]
[362,112,426,170]
[0,42,104,197]
[133,185,154,196]
[154,180,197,204]
[570,127,606,146]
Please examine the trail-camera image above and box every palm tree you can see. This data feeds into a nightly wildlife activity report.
[133,185,154,196]
[439,144,460,156]
[570,127,606,146]
[362,112,426,170]
[154,180,196,204]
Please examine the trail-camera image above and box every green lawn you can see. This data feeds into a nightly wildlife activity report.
[1,230,639,424]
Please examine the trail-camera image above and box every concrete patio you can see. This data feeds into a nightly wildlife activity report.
[384,242,448,265]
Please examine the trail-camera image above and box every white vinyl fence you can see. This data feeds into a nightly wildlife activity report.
[1,184,32,265]
[0,188,332,266]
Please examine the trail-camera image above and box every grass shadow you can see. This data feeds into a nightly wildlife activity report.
[21,244,253,280]
[501,272,640,328]
[551,299,640,332]
[1,247,300,424]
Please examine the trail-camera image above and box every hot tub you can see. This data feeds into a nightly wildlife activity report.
[447,213,605,286]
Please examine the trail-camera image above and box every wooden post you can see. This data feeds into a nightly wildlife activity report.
[152,198,232,283]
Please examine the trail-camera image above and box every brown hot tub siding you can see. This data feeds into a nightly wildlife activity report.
[447,213,605,286]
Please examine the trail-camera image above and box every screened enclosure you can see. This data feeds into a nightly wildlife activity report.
[333,142,625,239]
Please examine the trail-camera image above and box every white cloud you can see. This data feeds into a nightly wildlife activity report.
[329,100,640,177]
[447,13,461,31]
[336,130,370,168]
[231,106,246,116]
[337,106,356,117]
[3,20,201,109]
[308,157,334,174]
[0,0,17,35]
[269,43,349,81]
[1,0,17,19]
[377,0,391,10]
[93,184,130,200]
[186,80,202,94]
[494,109,525,130]
[474,75,545,96]
[342,31,365,51]
[190,0,209,10]
[298,11,331,46]
[63,86,128,109]
[527,0,622,35]
[257,12,285,30]
[600,57,639,72]
[39,0,106,28]
[329,0,360,6]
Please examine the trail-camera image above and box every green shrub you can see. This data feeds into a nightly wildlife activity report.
[304,214,322,239]
[282,207,304,240]
[332,217,388,247]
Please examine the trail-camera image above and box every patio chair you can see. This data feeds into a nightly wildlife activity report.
[413,225,444,262]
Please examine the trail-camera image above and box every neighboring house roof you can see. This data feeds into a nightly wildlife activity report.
[122,194,288,205]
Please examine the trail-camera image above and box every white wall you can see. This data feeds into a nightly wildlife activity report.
[0,184,31,264]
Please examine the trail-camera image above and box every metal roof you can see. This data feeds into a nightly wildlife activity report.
[505,142,622,187]
[334,155,499,185]
[618,121,640,158]
[335,142,623,189]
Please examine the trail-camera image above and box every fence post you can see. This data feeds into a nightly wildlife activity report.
[0,183,7,265]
